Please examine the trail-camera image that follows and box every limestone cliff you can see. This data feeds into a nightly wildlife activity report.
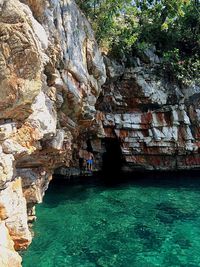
[94,54,200,171]
[0,0,106,265]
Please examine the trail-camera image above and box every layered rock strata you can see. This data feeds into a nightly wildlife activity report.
[94,56,200,171]
[0,0,105,265]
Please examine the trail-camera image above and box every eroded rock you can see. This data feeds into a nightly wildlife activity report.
[0,1,106,263]
[95,58,200,171]
[0,221,22,267]
[0,178,31,250]
[0,152,14,190]
[0,0,46,120]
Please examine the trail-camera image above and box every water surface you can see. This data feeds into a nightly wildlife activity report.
[22,173,200,267]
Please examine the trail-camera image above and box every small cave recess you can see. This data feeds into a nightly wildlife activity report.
[102,137,123,176]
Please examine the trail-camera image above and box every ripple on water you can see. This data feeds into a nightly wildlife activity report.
[22,175,200,267]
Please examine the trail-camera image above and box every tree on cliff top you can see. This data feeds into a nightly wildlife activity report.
[77,0,200,85]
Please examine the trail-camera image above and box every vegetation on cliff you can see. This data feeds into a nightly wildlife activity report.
[77,0,200,86]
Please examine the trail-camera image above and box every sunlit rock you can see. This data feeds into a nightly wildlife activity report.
[0,221,22,267]
[0,178,31,250]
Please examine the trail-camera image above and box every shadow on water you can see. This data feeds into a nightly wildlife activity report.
[53,170,200,189]
[43,170,200,207]
[23,169,200,267]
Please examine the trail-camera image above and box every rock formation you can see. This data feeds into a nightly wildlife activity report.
[94,55,200,171]
[0,0,105,265]
[0,0,199,266]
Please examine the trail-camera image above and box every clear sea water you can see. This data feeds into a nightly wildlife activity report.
[22,173,200,267]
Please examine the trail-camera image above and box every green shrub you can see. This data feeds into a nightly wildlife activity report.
[77,0,200,84]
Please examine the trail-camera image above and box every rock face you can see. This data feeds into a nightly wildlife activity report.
[0,178,32,250]
[0,0,106,265]
[0,220,22,267]
[94,55,200,171]
[0,0,45,120]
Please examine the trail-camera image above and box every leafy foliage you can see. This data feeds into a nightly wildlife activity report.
[77,0,200,85]
[162,49,200,86]
[77,0,138,56]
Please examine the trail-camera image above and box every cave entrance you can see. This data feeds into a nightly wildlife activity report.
[102,138,123,176]
[86,139,93,153]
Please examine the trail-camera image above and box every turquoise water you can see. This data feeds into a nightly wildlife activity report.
[22,174,200,267]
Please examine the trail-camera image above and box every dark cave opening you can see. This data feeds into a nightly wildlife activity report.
[86,139,93,153]
[102,138,123,176]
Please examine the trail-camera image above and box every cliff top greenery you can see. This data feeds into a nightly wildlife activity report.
[77,0,200,86]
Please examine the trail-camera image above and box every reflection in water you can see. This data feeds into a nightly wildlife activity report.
[22,173,200,267]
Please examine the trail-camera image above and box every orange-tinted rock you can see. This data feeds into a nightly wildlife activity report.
[0,0,44,120]
[0,178,32,251]
[95,57,200,171]
[0,0,106,265]
[0,221,22,267]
